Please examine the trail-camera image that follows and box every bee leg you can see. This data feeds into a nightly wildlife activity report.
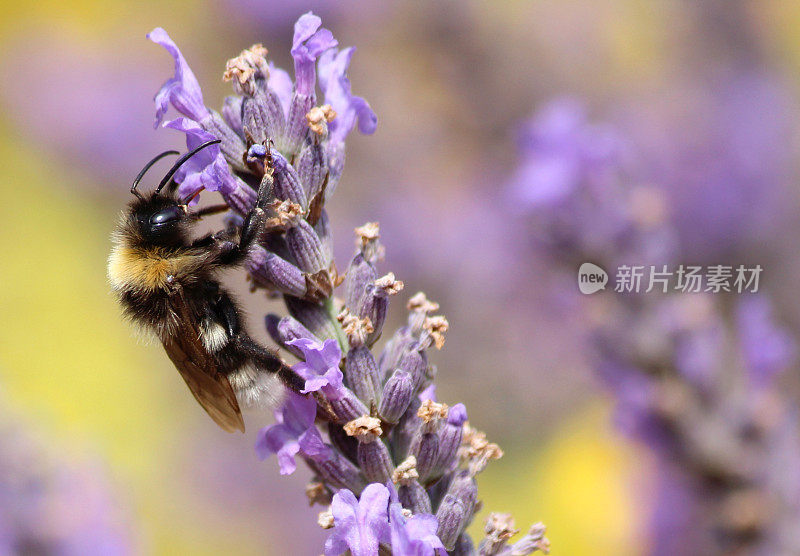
[232,334,305,391]
[232,333,339,421]
[239,171,275,248]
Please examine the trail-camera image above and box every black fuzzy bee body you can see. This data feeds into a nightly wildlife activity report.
[108,143,303,432]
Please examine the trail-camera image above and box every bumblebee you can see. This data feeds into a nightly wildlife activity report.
[108,140,304,432]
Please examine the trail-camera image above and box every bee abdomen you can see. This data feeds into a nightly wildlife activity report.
[200,320,229,353]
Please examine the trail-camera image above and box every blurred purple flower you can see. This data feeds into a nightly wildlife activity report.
[0,412,134,554]
[324,483,390,556]
[737,295,795,389]
[255,392,318,474]
[0,31,176,186]
[287,338,345,400]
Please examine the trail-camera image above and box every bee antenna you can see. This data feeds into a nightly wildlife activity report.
[131,150,180,197]
[155,139,222,195]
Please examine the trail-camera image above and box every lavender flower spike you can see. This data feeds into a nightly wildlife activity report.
[144,14,545,553]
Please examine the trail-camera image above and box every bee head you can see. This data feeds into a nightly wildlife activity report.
[128,193,189,246]
[127,139,222,246]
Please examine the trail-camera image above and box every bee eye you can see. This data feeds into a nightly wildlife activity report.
[150,205,183,226]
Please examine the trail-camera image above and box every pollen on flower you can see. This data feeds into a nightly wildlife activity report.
[484,513,519,546]
[460,423,504,475]
[354,222,385,262]
[223,44,269,93]
[266,199,305,228]
[421,315,449,350]
[392,455,420,485]
[418,399,449,423]
[306,104,337,135]
[317,509,335,529]
[343,415,382,442]
[355,221,380,243]
[374,272,404,295]
[305,481,331,506]
[407,292,440,314]
[337,308,374,346]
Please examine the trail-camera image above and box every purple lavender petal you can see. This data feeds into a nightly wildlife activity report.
[298,426,334,461]
[288,338,345,399]
[318,47,377,144]
[291,12,338,95]
[447,404,468,426]
[162,117,238,199]
[325,484,390,556]
[389,483,445,556]
[254,392,317,474]
[267,62,293,117]
[147,28,209,126]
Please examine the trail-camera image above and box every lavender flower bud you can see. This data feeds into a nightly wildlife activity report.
[345,346,382,404]
[344,253,377,312]
[286,219,327,273]
[313,209,334,263]
[296,140,328,200]
[378,370,415,424]
[436,471,479,550]
[285,296,340,341]
[271,149,309,209]
[398,348,428,388]
[436,495,471,551]
[304,453,366,494]
[337,309,374,348]
[284,92,315,154]
[344,416,394,483]
[357,440,394,484]
[391,398,421,457]
[247,246,307,297]
[329,389,370,423]
[242,88,284,144]
[406,292,440,334]
[398,481,432,515]
[379,326,414,377]
[325,140,345,197]
[354,275,403,345]
[354,222,384,264]
[412,433,439,483]
[392,456,433,514]
[432,404,468,479]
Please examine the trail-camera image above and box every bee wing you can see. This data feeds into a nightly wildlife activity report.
[162,286,245,433]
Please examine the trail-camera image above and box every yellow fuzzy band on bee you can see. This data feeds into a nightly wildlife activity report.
[107,243,202,292]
